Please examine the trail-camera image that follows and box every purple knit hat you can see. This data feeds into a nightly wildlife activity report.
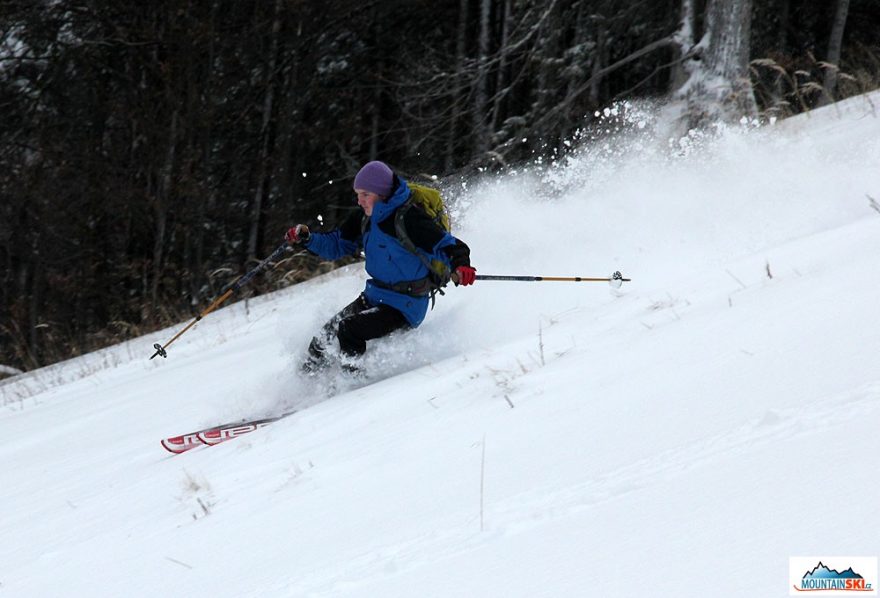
[353,161,394,197]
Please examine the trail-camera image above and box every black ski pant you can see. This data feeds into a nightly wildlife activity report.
[305,294,409,368]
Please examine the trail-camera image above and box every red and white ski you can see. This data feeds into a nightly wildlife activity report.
[160,411,296,454]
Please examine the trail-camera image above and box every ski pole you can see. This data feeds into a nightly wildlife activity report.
[150,242,290,360]
[473,270,631,288]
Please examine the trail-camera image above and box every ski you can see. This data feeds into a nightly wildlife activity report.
[160,411,297,454]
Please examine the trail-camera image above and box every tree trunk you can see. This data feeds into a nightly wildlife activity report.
[777,0,789,53]
[677,0,757,127]
[369,12,383,161]
[247,0,283,263]
[489,0,512,133]
[670,0,696,92]
[151,109,178,313]
[772,0,790,105]
[589,19,606,107]
[445,0,470,171]
[190,0,221,303]
[820,0,851,106]
[28,247,42,368]
[472,0,492,156]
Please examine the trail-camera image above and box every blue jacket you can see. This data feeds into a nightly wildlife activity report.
[303,179,464,327]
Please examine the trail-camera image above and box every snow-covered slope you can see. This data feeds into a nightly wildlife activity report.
[2,93,879,597]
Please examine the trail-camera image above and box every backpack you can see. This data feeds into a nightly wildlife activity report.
[394,183,452,284]
[403,183,450,232]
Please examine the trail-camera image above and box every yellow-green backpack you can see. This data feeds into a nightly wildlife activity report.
[405,183,450,232]
[395,183,452,285]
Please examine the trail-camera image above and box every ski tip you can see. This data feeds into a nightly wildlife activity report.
[160,437,200,455]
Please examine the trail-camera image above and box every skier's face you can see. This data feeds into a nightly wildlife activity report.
[355,189,382,216]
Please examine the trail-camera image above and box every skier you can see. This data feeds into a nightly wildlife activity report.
[286,160,476,374]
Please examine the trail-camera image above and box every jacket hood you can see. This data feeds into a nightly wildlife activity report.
[370,176,411,223]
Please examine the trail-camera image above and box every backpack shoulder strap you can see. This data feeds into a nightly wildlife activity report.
[394,199,420,256]
[393,199,451,309]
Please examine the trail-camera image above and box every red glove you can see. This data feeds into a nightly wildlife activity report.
[285,224,310,245]
[454,265,476,286]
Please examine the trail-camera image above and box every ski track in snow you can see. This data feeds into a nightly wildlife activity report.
[279,383,880,596]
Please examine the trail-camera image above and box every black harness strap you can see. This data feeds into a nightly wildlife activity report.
[370,277,433,297]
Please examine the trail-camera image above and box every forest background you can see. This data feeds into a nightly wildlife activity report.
[1,0,876,374]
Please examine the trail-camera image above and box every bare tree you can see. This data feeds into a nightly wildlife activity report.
[674,0,757,126]
[247,0,284,262]
[472,0,492,156]
[151,109,178,311]
[489,0,513,133]
[669,0,696,92]
[819,0,851,106]
[445,0,471,171]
